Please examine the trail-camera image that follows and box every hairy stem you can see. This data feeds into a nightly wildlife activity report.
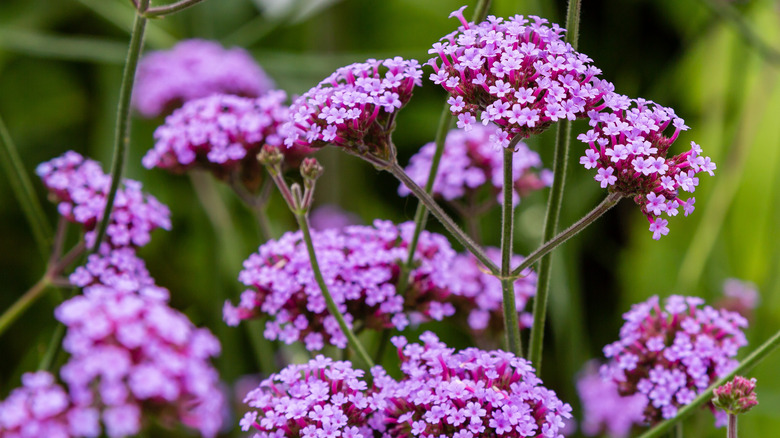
[727,414,736,438]
[501,142,522,357]
[144,0,207,17]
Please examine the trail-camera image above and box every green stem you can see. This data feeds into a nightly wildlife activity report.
[727,414,737,438]
[501,144,522,357]
[295,213,374,368]
[526,0,581,372]
[90,2,148,254]
[0,277,52,337]
[638,327,780,438]
[38,324,66,371]
[0,114,52,259]
[144,0,207,17]
[388,161,499,275]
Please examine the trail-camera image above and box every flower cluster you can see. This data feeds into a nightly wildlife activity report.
[283,57,422,161]
[399,125,551,206]
[601,295,748,424]
[132,39,274,118]
[449,248,536,333]
[0,371,100,438]
[429,7,613,146]
[56,249,224,438]
[223,220,457,350]
[576,361,647,437]
[712,376,758,415]
[577,96,715,239]
[37,151,171,249]
[240,355,382,437]
[377,332,572,437]
[717,278,760,319]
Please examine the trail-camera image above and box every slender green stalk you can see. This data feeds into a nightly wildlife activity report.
[697,0,780,65]
[727,414,736,438]
[501,144,522,357]
[90,2,148,254]
[0,115,52,259]
[144,0,207,17]
[527,0,582,372]
[638,327,780,438]
[0,277,51,337]
[388,161,499,275]
[295,213,374,368]
[38,324,66,371]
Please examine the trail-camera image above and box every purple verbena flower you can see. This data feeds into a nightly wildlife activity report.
[577,96,715,239]
[56,251,224,437]
[241,356,381,437]
[36,151,171,249]
[376,332,572,437]
[398,125,551,206]
[576,361,647,437]
[223,220,457,350]
[309,204,362,231]
[430,8,613,144]
[0,371,101,438]
[601,295,748,425]
[132,39,274,118]
[283,57,422,162]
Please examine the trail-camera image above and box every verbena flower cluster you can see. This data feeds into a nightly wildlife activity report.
[133,39,274,118]
[223,220,457,350]
[376,332,573,437]
[429,7,614,146]
[399,125,551,205]
[144,92,309,184]
[600,295,748,425]
[0,371,100,438]
[283,57,422,160]
[577,96,715,239]
[718,278,759,319]
[36,151,171,249]
[240,355,381,437]
[450,248,536,333]
[56,248,225,437]
[576,362,647,437]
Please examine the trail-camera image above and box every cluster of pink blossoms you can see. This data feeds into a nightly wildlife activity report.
[578,96,715,239]
[224,220,457,350]
[600,295,748,425]
[36,151,171,249]
[132,39,274,118]
[0,371,100,438]
[55,248,225,438]
[399,125,551,206]
[283,57,422,160]
[429,7,614,146]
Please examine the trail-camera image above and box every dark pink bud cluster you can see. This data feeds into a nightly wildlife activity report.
[36,151,171,249]
[712,376,758,415]
[283,57,422,161]
[132,39,274,118]
[429,7,613,145]
[601,295,748,425]
[578,96,715,239]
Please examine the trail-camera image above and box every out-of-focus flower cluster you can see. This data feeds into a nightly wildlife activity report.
[0,371,100,438]
[132,39,274,118]
[223,220,458,350]
[600,295,748,425]
[576,361,647,437]
[283,57,422,160]
[376,332,572,437]
[399,125,551,206]
[429,7,613,146]
[56,248,224,438]
[36,151,171,249]
[718,278,759,319]
[577,96,715,239]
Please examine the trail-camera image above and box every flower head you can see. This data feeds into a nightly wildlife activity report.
[37,151,171,249]
[133,39,274,118]
[377,332,572,437]
[399,125,551,205]
[717,278,760,320]
[577,96,715,239]
[576,361,647,437]
[429,8,613,144]
[283,57,422,163]
[601,295,748,425]
[712,376,758,415]
[223,220,457,350]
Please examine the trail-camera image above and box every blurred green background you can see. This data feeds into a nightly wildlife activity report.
[1,0,779,436]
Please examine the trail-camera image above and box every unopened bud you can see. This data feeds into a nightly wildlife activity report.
[300,158,324,182]
[712,376,758,415]
[257,145,283,168]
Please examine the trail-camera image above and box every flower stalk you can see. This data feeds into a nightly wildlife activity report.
[501,138,522,357]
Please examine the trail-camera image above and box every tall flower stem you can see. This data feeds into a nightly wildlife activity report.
[501,138,523,357]
[0,114,52,259]
[727,414,737,438]
[144,0,207,17]
[90,0,149,254]
[638,327,780,438]
[527,0,581,372]
[388,161,499,275]
[295,212,374,368]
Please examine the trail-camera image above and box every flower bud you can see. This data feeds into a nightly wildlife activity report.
[257,144,283,168]
[713,376,758,415]
[300,157,324,183]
